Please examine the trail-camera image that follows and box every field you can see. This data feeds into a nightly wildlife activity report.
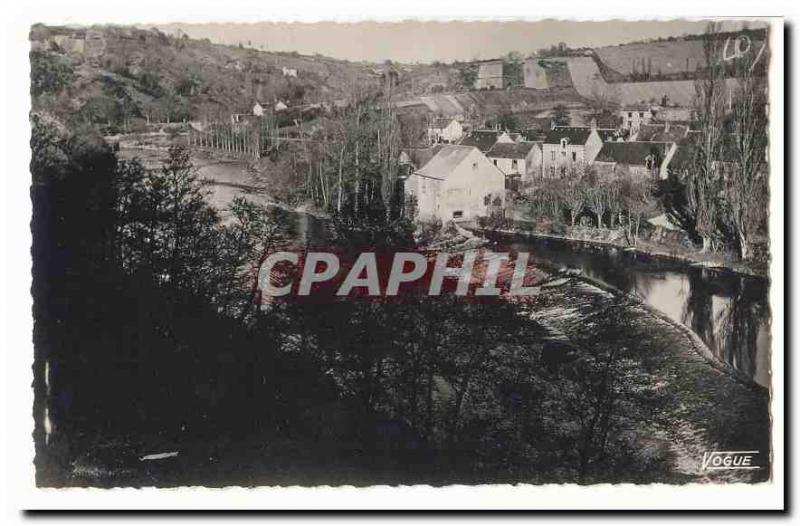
[594,35,766,80]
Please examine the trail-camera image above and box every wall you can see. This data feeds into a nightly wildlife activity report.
[438,149,505,222]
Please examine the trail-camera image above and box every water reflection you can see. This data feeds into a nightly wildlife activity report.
[284,215,771,388]
[494,235,770,388]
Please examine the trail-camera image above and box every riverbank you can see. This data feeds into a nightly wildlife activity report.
[526,273,770,483]
[474,220,769,279]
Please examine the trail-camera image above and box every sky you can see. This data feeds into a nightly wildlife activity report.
[155,19,766,64]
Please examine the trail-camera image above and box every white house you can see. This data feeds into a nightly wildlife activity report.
[541,126,604,178]
[619,105,654,133]
[405,145,506,223]
[282,67,298,78]
[486,141,543,185]
[253,102,265,116]
[275,101,288,112]
[427,117,464,144]
[592,141,678,180]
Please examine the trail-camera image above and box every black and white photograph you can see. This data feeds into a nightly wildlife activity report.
[0,5,787,512]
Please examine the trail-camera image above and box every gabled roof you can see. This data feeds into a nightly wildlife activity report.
[459,130,500,152]
[415,145,477,180]
[637,123,690,143]
[487,141,538,160]
[594,141,672,166]
[408,145,444,168]
[544,127,594,145]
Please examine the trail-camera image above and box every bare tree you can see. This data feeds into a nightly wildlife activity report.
[686,22,728,252]
[722,48,769,259]
[560,163,592,227]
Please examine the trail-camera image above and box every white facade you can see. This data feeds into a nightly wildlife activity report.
[541,129,603,178]
[487,142,543,184]
[619,106,654,132]
[428,119,464,144]
[253,103,264,116]
[406,146,506,223]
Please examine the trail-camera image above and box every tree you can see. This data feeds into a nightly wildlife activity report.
[619,175,657,246]
[721,50,769,259]
[505,51,524,87]
[457,63,478,90]
[551,104,570,127]
[687,22,728,252]
[559,164,591,227]
[586,185,609,228]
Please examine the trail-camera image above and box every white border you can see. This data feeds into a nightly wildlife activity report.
[0,1,787,514]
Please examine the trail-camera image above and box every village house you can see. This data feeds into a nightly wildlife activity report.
[405,145,506,223]
[652,105,694,123]
[252,102,264,117]
[486,141,543,187]
[619,105,655,132]
[592,141,677,180]
[459,129,514,153]
[632,122,690,143]
[427,117,465,144]
[474,60,506,90]
[282,66,298,77]
[541,125,604,178]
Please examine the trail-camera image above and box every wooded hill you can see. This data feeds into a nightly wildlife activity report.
[29,24,405,131]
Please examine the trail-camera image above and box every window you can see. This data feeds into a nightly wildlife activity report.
[549,166,555,177]
[560,138,568,149]
[493,159,498,166]
[571,152,577,162]
[550,151,556,161]
[628,112,632,118]
[639,112,644,118]
[561,151,566,158]
[452,210,463,219]
[645,155,654,170]
[472,162,478,170]
[560,167,566,176]
[511,160,518,170]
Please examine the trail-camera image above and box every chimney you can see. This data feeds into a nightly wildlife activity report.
[590,117,597,130]
[664,121,670,133]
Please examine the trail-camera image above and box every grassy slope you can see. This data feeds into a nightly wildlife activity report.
[30,24,386,125]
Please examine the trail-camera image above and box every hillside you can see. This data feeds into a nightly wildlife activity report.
[29,24,397,130]
[593,29,767,82]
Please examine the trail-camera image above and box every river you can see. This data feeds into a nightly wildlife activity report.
[279,208,771,388]
[483,232,771,388]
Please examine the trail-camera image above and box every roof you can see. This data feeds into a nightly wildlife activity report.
[415,145,477,180]
[407,145,444,168]
[459,130,500,152]
[487,141,538,160]
[620,104,652,112]
[544,127,594,145]
[596,128,623,142]
[430,116,459,128]
[637,123,690,143]
[671,131,748,172]
[594,141,673,166]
